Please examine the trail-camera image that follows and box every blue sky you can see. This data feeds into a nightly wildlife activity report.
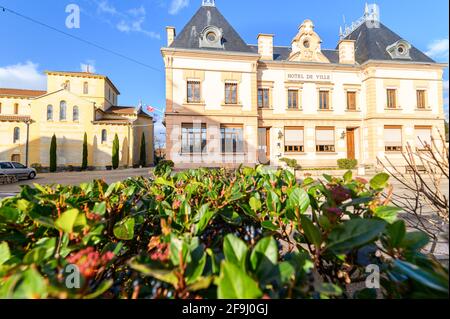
[0,0,448,139]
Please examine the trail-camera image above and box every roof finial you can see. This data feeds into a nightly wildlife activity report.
[364,3,369,17]
[202,0,215,6]
[339,26,343,39]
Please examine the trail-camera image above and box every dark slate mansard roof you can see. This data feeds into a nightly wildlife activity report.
[342,22,435,64]
[169,5,254,53]
[170,5,435,65]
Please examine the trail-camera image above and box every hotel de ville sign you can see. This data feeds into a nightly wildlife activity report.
[286,72,333,82]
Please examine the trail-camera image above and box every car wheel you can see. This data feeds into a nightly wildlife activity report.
[28,172,36,180]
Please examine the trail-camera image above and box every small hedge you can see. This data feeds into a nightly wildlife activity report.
[337,158,358,170]
[0,166,447,299]
[154,159,175,176]
[280,158,301,169]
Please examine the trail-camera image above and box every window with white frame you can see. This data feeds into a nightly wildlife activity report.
[181,123,207,154]
[221,125,244,153]
[187,81,201,103]
[288,89,299,109]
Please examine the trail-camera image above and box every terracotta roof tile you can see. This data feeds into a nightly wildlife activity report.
[0,88,47,98]
[92,119,131,125]
[0,115,31,122]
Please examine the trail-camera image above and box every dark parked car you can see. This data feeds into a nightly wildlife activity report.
[0,162,37,180]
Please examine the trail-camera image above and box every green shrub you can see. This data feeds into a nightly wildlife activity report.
[49,134,57,172]
[0,167,447,299]
[82,132,88,170]
[139,132,146,168]
[154,159,174,176]
[337,158,358,170]
[112,134,119,170]
[279,157,300,169]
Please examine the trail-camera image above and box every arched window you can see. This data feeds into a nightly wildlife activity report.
[13,127,20,143]
[73,106,79,122]
[83,82,89,94]
[14,103,19,114]
[47,105,53,121]
[60,101,67,121]
[101,129,107,144]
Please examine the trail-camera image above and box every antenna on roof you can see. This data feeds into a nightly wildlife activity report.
[340,3,380,39]
[202,0,215,6]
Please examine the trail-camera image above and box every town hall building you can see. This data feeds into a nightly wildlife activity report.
[162,0,446,170]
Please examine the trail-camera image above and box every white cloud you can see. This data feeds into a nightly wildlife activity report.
[80,60,97,73]
[426,39,449,61]
[128,6,146,17]
[0,61,46,90]
[169,0,189,15]
[93,0,160,39]
[97,0,120,16]
[117,18,160,39]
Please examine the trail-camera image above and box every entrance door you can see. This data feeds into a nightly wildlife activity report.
[346,129,355,160]
[258,128,270,164]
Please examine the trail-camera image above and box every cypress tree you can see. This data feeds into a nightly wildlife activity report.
[82,132,88,170]
[112,133,119,170]
[50,134,57,172]
[139,132,146,167]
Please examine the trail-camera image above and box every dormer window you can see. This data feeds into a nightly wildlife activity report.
[386,40,412,60]
[199,26,224,49]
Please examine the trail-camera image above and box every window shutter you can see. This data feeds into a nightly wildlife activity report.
[316,129,334,145]
[384,128,402,146]
[285,129,304,146]
[415,128,432,148]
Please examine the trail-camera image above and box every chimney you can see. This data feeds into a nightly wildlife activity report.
[166,26,176,47]
[338,40,356,64]
[257,34,274,61]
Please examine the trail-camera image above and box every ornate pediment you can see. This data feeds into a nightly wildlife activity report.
[289,20,330,63]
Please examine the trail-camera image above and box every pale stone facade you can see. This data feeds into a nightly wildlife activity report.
[0,71,154,169]
[163,3,446,170]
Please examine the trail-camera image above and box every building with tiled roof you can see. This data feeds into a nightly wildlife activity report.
[0,70,154,168]
[162,1,446,170]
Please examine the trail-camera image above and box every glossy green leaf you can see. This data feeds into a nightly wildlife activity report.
[287,187,310,213]
[217,261,262,299]
[0,242,11,265]
[394,260,449,293]
[374,206,401,223]
[250,236,278,279]
[223,234,248,269]
[327,219,386,254]
[113,217,135,240]
[401,231,429,251]
[369,173,390,190]
[249,197,262,212]
[55,209,79,233]
[385,220,406,248]
[300,215,322,247]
